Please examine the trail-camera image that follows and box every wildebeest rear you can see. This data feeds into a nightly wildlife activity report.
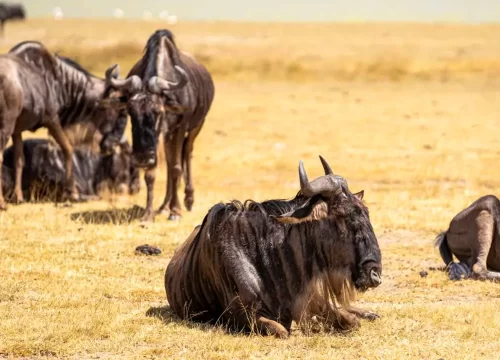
[165,156,382,338]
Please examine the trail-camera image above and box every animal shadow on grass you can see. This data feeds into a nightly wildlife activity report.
[146,306,213,332]
[70,205,145,225]
[146,306,250,335]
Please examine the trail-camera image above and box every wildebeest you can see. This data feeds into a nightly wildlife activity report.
[0,2,25,37]
[2,138,140,202]
[103,29,215,222]
[435,195,500,282]
[0,40,141,210]
[165,156,382,338]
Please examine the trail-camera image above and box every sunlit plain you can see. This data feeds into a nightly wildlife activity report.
[0,19,499,359]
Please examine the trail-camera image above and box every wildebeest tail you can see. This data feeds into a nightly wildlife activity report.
[434,231,454,266]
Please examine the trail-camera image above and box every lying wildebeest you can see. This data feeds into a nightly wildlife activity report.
[1,138,140,202]
[0,2,25,37]
[165,156,382,338]
[0,40,141,209]
[102,29,215,222]
[435,195,500,282]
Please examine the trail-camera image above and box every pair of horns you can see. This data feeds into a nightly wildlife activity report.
[147,65,189,94]
[105,64,188,95]
[299,155,344,197]
[105,64,142,94]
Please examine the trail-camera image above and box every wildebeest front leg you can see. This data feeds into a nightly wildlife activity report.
[46,121,79,203]
[182,122,203,212]
[344,305,380,321]
[160,126,185,220]
[141,167,156,222]
[11,133,25,204]
[0,134,8,210]
[255,315,289,339]
[472,210,494,277]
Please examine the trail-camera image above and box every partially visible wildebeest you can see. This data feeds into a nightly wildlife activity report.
[0,2,25,37]
[0,40,141,210]
[102,29,215,222]
[165,156,382,338]
[2,138,140,202]
[435,195,500,282]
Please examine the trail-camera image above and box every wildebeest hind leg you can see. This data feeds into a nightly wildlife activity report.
[0,129,12,209]
[46,121,79,203]
[255,315,289,339]
[182,123,203,212]
[11,133,25,204]
[472,210,494,276]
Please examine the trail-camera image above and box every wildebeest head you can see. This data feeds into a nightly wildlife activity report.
[97,64,144,155]
[274,156,382,292]
[100,65,188,168]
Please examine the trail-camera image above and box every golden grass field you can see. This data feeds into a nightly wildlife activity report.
[1,19,500,359]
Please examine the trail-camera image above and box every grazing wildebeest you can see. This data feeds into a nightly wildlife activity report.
[103,29,215,222]
[165,156,382,338]
[2,138,140,202]
[0,40,141,210]
[0,2,25,37]
[435,195,500,282]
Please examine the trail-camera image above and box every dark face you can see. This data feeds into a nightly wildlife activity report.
[127,92,185,168]
[95,84,131,156]
[274,156,382,293]
[339,191,382,292]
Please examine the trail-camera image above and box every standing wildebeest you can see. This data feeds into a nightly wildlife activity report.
[435,195,500,282]
[2,138,140,202]
[103,29,215,222]
[165,156,382,338]
[0,2,25,37]
[0,40,141,210]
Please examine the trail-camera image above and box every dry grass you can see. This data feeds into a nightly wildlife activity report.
[1,19,500,359]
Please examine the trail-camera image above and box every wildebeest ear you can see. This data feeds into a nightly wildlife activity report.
[273,196,327,224]
[353,190,364,201]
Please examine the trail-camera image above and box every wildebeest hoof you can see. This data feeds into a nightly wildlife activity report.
[361,311,380,321]
[168,213,182,221]
[12,194,25,205]
[184,197,194,211]
[135,244,162,256]
[472,263,487,275]
[140,212,155,223]
[0,202,6,211]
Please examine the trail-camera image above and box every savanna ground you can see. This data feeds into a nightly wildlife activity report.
[1,19,500,359]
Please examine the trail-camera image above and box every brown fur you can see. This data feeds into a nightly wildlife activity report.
[0,40,136,210]
[436,194,500,281]
[165,157,382,337]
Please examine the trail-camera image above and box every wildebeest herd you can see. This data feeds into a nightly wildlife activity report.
[1,27,498,339]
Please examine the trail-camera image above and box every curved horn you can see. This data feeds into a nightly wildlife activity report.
[319,155,334,175]
[105,63,119,80]
[105,64,143,94]
[299,160,315,197]
[298,159,343,197]
[147,65,188,94]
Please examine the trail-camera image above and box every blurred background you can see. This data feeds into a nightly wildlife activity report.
[16,0,500,22]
